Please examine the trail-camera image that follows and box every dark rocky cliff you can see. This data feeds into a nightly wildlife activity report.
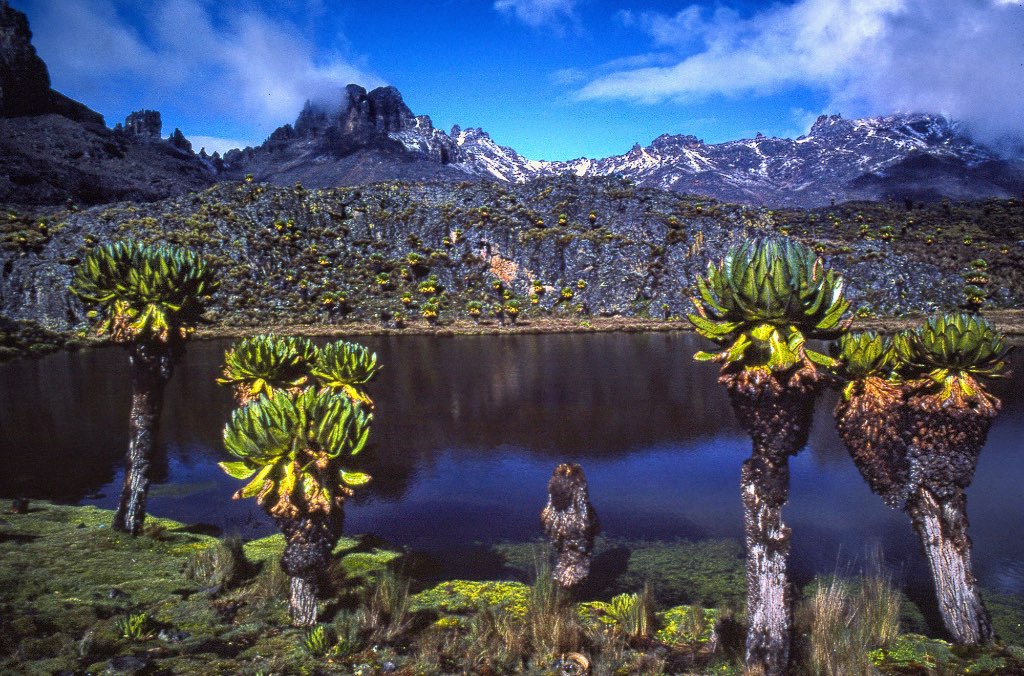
[0,0,102,124]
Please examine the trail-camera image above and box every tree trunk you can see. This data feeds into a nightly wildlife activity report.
[908,488,993,644]
[289,576,319,627]
[112,343,175,535]
[278,511,344,626]
[541,463,599,589]
[741,454,792,676]
[723,364,819,676]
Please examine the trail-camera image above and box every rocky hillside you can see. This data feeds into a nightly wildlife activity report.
[3,176,1022,334]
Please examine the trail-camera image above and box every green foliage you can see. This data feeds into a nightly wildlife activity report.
[654,605,718,647]
[688,237,849,369]
[69,240,217,343]
[831,331,902,399]
[220,388,372,519]
[310,340,380,406]
[867,633,954,670]
[218,335,317,402]
[115,612,156,641]
[301,624,336,657]
[895,313,1009,396]
[591,590,652,639]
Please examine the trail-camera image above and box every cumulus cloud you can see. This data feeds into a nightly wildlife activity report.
[494,0,581,28]
[25,0,382,145]
[580,0,1024,148]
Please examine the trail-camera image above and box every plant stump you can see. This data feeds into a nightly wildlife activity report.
[541,463,599,589]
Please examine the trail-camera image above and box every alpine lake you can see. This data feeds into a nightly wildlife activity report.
[2,330,1023,642]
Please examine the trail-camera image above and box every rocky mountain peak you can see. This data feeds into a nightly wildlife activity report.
[117,110,162,140]
[1,0,52,117]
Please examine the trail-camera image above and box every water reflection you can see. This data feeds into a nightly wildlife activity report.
[0,332,1021,596]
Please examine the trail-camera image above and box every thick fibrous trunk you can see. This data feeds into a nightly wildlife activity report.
[741,455,791,675]
[277,511,343,626]
[289,577,318,627]
[541,463,599,588]
[723,364,819,676]
[908,488,993,644]
[903,380,997,645]
[112,343,175,535]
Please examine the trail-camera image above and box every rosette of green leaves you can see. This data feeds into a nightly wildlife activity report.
[70,240,217,343]
[688,237,849,369]
[895,313,1009,397]
[830,331,901,399]
[218,335,318,400]
[220,388,372,517]
[310,340,381,407]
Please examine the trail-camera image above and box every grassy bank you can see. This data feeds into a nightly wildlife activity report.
[2,502,1023,674]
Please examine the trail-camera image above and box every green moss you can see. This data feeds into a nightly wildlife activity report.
[412,580,530,618]
[612,538,746,608]
[867,633,954,670]
[338,550,401,580]
[985,588,1024,645]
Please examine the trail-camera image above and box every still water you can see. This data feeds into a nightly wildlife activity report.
[2,332,1022,602]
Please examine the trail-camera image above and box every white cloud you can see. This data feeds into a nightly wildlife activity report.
[26,0,382,142]
[579,0,1024,147]
[494,0,581,28]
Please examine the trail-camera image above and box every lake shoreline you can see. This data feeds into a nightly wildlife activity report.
[194,308,1024,340]
[4,309,1024,363]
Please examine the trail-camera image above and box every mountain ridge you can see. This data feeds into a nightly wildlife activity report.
[1,0,1022,209]
[222,84,1024,208]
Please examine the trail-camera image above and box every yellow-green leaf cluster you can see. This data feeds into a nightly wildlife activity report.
[69,240,217,343]
[688,237,849,369]
[310,340,381,406]
[895,313,1009,397]
[220,388,372,517]
[218,334,317,399]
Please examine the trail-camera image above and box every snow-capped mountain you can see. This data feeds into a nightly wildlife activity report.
[434,113,1022,206]
[228,85,1024,207]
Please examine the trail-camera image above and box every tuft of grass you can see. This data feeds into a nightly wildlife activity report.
[357,569,413,644]
[115,612,156,641]
[301,623,335,657]
[183,536,250,590]
[525,560,585,660]
[799,572,901,676]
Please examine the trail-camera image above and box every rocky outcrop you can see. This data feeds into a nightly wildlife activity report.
[0,1,103,124]
[118,110,162,140]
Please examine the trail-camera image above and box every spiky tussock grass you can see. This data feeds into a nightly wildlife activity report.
[357,569,413,645]
[183,536,250,589]
[525,563,585,661]
[799,571,901,675]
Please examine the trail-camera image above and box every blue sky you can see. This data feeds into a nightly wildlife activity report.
[11,0,1024,160]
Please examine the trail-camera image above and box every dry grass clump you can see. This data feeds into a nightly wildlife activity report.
[799,570,901,675]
